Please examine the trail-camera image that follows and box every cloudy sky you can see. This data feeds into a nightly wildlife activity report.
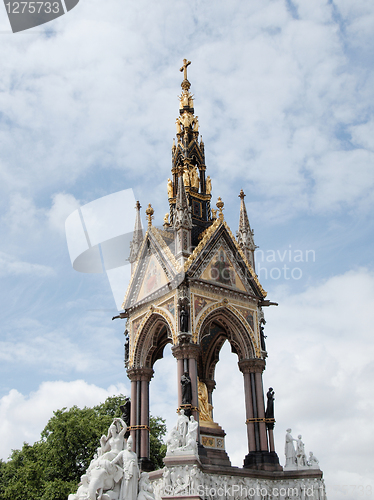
[0,0,373,498]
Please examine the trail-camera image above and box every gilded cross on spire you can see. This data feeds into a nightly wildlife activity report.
[180,59,191,80]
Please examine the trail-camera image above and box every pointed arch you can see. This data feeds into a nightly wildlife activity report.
[196,303,258,381]
[132,309,175,368]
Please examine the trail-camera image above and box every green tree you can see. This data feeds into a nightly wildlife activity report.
[0,395,166,500]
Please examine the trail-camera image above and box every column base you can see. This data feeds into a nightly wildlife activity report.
[243,451,282,471]
[139,457,154,472]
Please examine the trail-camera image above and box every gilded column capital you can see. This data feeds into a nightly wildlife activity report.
[127,367,154,382]
[238,358,266,374]
[171,343,201,360]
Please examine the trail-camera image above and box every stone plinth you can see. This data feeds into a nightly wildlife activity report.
[149,463,327,500]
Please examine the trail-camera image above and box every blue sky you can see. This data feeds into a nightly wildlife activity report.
[0,1,374,499]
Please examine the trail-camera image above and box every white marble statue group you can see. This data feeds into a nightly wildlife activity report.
[284,428,320,470]
[165,409,199,455]
[68,417,155,500]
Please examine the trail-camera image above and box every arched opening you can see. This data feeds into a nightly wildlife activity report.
[213,340,246,467]
[196,307,254,466]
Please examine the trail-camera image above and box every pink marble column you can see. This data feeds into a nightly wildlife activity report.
[188,357,199,421]
[130,378,137,451]
[139,368,153,460]
[268,428,275,452]
[243,371,256,451]
[255,371,269,451]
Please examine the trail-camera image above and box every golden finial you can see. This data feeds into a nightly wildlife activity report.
[180,58,191,80]
[135,200,141,210]
[163,213,170,227]
[180,58,191,91]
[239,189,246,200]
[216,197,224,220]
[146,203,154,227]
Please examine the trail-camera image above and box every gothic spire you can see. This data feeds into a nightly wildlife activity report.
[174,168,192,231]
[237,189,257,270]
[129,201,143,272]
[168,59,213,246]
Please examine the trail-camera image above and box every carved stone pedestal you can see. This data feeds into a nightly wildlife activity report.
[198,423,231,467]
[149,463,327,500]
[243,450,282,471]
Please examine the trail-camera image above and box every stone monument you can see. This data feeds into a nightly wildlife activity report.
[111,60,327,499]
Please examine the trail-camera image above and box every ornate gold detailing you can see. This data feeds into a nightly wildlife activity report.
[239,189,246,200]
[180,58,191,81]
[246,418,275,424]
[151,226,182,273]
[211,209,217,220]
[198,379,214,422]
[163,213,170,227]
[185,190,211,201]
[146,204,154,227]
[167,178,173,199]
[206,176,212,195]
[128,425,150,431]
[178,405,199,412]
[129,305,177,367]
[216,197,224,220]
[222,220,267,297]
[193,301,260,356]
[183,218,220,272]
[191,166,200,190]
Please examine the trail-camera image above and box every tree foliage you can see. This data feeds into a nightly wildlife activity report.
[0,395,166,500]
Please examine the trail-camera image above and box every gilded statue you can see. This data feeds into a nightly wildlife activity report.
[198,379,213,422]
[183,168,190,187]
[193,116,199,132]
[206,175,212,194]
[191,166,200,190]
[175,119,182,134]
[163,213,169,226]
[180,113,193,129]
[167,178,173,198]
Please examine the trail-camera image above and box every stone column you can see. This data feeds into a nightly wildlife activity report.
[238,358,267,453]
[255,371,269,451]
[188,357,199,420]
[139,368,154,464]
[127,366,154,467]
[172,342,201,421]
[129,375,137,450]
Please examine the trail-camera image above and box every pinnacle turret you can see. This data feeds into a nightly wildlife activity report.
[237,189,257,270]
[174,169,192,231]
[129,201,143,272]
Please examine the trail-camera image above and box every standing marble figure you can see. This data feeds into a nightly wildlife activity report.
[285,428,297,467]
[111,435,139,500]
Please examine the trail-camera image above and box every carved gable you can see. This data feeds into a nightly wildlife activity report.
[122,227,182,310]
[185,222,266,298]
[137,254,169,302]
[201,246,246,292]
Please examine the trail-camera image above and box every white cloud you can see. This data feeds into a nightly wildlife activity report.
[0,251,55,277]
[0,380,129,460]
[48,192,80,234]
[0,0,373,220]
